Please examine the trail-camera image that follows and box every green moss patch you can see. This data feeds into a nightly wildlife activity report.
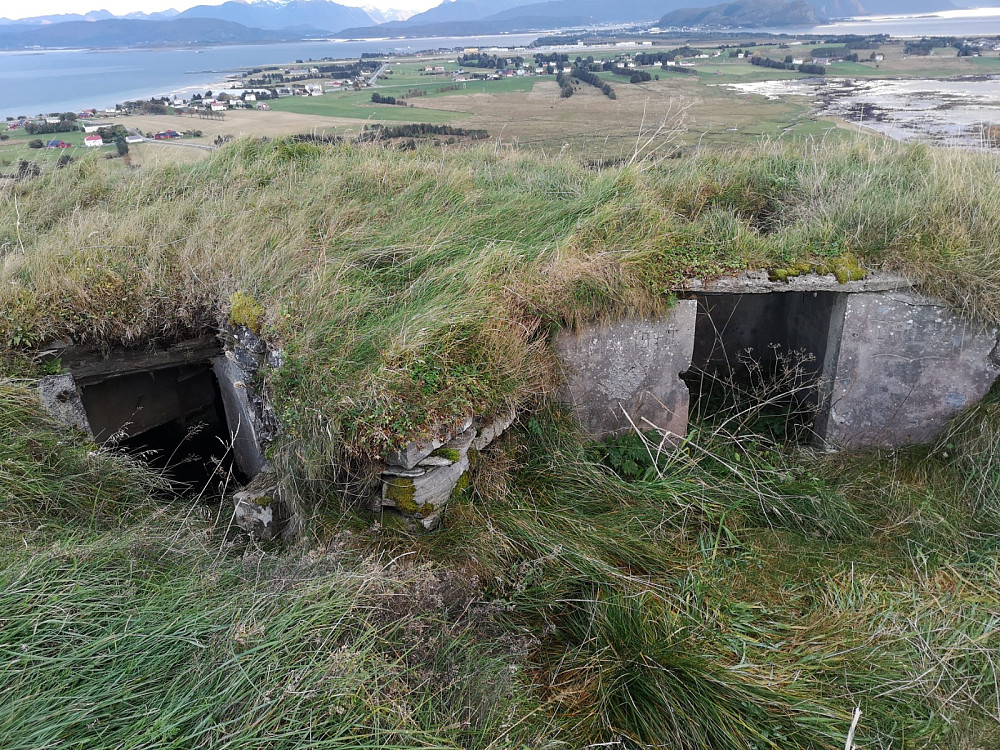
[768,254,866,284]
[384,477,416,512]
[228,291,266,334]
[431,447,462,462]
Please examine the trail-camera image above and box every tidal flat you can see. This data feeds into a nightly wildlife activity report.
[724,74,1000,147]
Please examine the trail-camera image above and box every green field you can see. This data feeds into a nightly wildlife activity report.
[266,90,460,123]
[0,125,116,168]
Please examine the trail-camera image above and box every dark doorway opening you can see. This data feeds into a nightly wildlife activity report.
[682,292,842,441]
[79,363,247,495]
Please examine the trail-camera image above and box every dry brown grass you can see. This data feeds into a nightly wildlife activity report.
[118,108,362,142]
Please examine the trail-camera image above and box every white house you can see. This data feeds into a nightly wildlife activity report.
[83,134,104,148]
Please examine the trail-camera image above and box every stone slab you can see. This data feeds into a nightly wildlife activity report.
[232,474,288,541]
[212,355,269,478]
[472,407,517,451]
[555,302,697,439]
[816,291,1000,448]
[384,414,474,469]
[38,374,93,436]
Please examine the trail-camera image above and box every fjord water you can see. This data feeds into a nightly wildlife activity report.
[0,33,539,118]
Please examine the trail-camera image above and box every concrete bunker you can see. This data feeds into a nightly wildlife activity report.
[556,273,1000,450]
[39,334,273,495]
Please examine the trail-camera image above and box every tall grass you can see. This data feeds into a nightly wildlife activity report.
[0,511,558,748]
[0,379,164,521]
[4,139,1000,748]
[5,138,1000,481]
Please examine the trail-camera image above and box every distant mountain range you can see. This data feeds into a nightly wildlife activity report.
[176,0,371,32]
[0,17,310,48]
[660,0,817,27]
[0,0,964,48]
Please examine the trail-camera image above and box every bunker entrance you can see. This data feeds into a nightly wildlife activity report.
[79,362,247,495]
[683,292,842,441]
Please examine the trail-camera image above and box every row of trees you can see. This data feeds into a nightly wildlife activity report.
[750,56,827,75]
[23,120,79,135]
[458,54,523,69]
[370,92,405,106]
[357,123,488,141]
[555,70,574,98]
[601,62,653,83]
[533,52,569,65]
[633,46,702,66]
[571,66,616,99]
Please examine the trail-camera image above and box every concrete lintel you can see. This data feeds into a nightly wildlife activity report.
[63,336,221,386]
[678,271,912,295]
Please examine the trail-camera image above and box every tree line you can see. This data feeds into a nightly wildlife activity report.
[370,92,405,106]
[570,66,616,99]
[602,62,653,83]
[458,54,523,69]
[750,56,826,75]
[23,120,79,135]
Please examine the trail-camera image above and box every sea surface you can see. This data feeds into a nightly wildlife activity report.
[0,33,540,118]
[769,8,1000,37]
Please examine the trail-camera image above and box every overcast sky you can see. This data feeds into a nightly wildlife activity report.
[1,0,441,21]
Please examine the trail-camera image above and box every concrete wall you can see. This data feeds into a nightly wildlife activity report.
[79,364,218,443]
[815,291,1000,448]
[213,354,270,478]
[557,288,1000,451]
[555,301,696,439]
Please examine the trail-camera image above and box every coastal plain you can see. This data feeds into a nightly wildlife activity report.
[8,37,1000,171]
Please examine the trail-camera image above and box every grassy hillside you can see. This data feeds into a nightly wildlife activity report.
[3,139,1000,748]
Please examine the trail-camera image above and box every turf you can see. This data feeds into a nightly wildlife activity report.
[5,138,1000,748]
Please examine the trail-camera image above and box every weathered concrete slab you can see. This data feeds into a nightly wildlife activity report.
[815,291,1000,448]
[679,271,912,295]
[555,302,697,439]
[212,354,270,478]
[232,473,289,540]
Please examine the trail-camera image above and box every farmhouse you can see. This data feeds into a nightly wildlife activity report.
[83,135,104,147]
